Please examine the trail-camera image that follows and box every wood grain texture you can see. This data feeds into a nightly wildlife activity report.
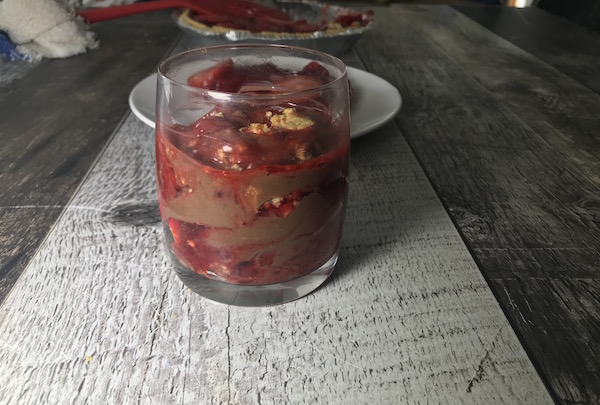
[0,107,552,403]
[0,12,180,305]
[537,0,600,33]
[352,4,600,403]
[454,5,600,94]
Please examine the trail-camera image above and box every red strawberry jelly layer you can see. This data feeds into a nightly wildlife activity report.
[157,61,349,286]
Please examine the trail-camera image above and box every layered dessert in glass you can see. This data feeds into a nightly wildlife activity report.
[156,45,350,305]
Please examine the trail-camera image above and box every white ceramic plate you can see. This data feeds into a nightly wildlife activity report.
[129,66,401,138]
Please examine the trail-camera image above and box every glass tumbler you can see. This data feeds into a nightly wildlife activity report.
[156,44,350,306]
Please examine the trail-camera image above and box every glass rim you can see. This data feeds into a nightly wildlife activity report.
[157,43,348,101]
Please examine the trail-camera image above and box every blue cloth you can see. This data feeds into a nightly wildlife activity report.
[0,31,28,61]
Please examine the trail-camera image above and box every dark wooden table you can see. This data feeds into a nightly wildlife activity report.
[0,12,180,301]
[1,4,598,404]
[395,5,600,403]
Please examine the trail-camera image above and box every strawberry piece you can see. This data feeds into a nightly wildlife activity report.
[274,74,324,92]
[187,59,244,92]
[257,189,313,218]
[156,137,183,201]
[300,61,333,83]
[167,218,182,243]
[334,10,374,27]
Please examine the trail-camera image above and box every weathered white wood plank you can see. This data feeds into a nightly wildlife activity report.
[351,5,600,403]
[0,109,552,404]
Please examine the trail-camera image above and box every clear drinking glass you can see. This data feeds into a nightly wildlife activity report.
[156,44,350,306]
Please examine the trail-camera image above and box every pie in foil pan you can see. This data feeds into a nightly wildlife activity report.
[176,0,374,56]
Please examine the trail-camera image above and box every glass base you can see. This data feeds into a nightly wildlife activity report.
[171,252,338,307]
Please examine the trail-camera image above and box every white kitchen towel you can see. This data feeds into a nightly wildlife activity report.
[0,0,97,61]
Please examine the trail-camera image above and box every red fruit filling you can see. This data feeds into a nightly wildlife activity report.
[187,1,373,34]
[157,60,349,285]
